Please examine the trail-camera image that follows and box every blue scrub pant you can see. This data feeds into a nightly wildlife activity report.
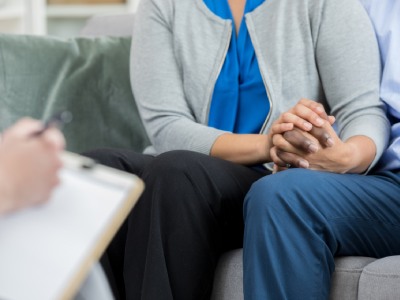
[243,169,400,299]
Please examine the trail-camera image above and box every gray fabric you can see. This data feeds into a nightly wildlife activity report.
[131,0,389,169]
[358,256,400,300]
[211,249,244,300]
[330,257,377,300]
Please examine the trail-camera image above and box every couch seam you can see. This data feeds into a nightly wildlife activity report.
[334,269,364,273]
[362,269,400,279]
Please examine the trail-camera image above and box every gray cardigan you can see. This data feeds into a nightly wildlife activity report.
[131,0,390,168]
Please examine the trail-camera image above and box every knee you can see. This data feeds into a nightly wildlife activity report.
[142,151,211,205]
[82,148,124,168]
[244,169,323,222]
[82,148,148,174]
[243,174,280,222]
[143,150,207,180]
[141,150,211,207]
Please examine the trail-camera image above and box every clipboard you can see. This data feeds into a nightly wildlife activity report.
[0,151,144,300]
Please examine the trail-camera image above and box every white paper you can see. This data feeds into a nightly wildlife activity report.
[0,163,136,300]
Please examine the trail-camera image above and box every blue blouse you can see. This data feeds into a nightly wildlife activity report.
[206,0,269,134]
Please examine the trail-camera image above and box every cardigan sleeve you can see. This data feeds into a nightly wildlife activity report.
[130,0,227,155]
[314,0,390,170]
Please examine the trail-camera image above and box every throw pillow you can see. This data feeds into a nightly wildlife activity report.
[0,34,150,153]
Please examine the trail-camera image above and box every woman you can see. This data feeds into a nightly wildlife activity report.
[87,0,391,298]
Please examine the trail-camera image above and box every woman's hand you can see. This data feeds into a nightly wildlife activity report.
[0,118,65,214]
[269,98,335,149]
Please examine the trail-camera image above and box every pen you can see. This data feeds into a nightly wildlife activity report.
[32,111,73,137]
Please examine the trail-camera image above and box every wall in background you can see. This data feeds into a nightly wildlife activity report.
[0,0,138,36]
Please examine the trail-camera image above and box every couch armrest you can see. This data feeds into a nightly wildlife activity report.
[358,255,400,299]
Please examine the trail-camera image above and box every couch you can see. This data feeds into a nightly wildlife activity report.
[0,13,399,300]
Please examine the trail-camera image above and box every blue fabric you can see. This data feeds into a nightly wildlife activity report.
[359,0,400,172]
[243,169,400,299]
[205,0,269,134]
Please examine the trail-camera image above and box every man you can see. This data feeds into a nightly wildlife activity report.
[360,0,400,172]
[244,1,400,298]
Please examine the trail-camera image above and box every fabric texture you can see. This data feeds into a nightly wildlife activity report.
[0,34,150,153]
[358,256,400,299]
[329,256,377,300]
[131,0,389,170]
[211,249,244,300]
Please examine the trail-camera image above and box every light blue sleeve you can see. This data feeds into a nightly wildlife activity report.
[359,0,400,171]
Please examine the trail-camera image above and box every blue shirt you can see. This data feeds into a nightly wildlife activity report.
[360,0,400,171]
[205,0,269,134]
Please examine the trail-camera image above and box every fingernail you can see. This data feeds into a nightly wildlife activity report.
[303,122,312,131]
[315,118,324,126]
[299,160,309,169]
[326,137,335,147]
[308,143,318,153]
[272,164,278,174]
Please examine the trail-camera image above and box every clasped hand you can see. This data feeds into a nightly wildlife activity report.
[268,99,370,174]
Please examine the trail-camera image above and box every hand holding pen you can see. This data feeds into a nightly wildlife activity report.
[0,113,71,214]
[32,111,73,137]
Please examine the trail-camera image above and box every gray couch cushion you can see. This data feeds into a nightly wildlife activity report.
[211,249,382,300]
[358,255,400,300]
[212,249,243,300]
[330,256,377,300]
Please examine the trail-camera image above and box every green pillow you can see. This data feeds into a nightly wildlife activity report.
[0,34,150,153]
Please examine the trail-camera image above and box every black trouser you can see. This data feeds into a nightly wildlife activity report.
[85,149,268,300]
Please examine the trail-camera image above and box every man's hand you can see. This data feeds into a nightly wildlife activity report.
[271,127,335,169]
[0,118,65,214]
[271,123,342,171]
